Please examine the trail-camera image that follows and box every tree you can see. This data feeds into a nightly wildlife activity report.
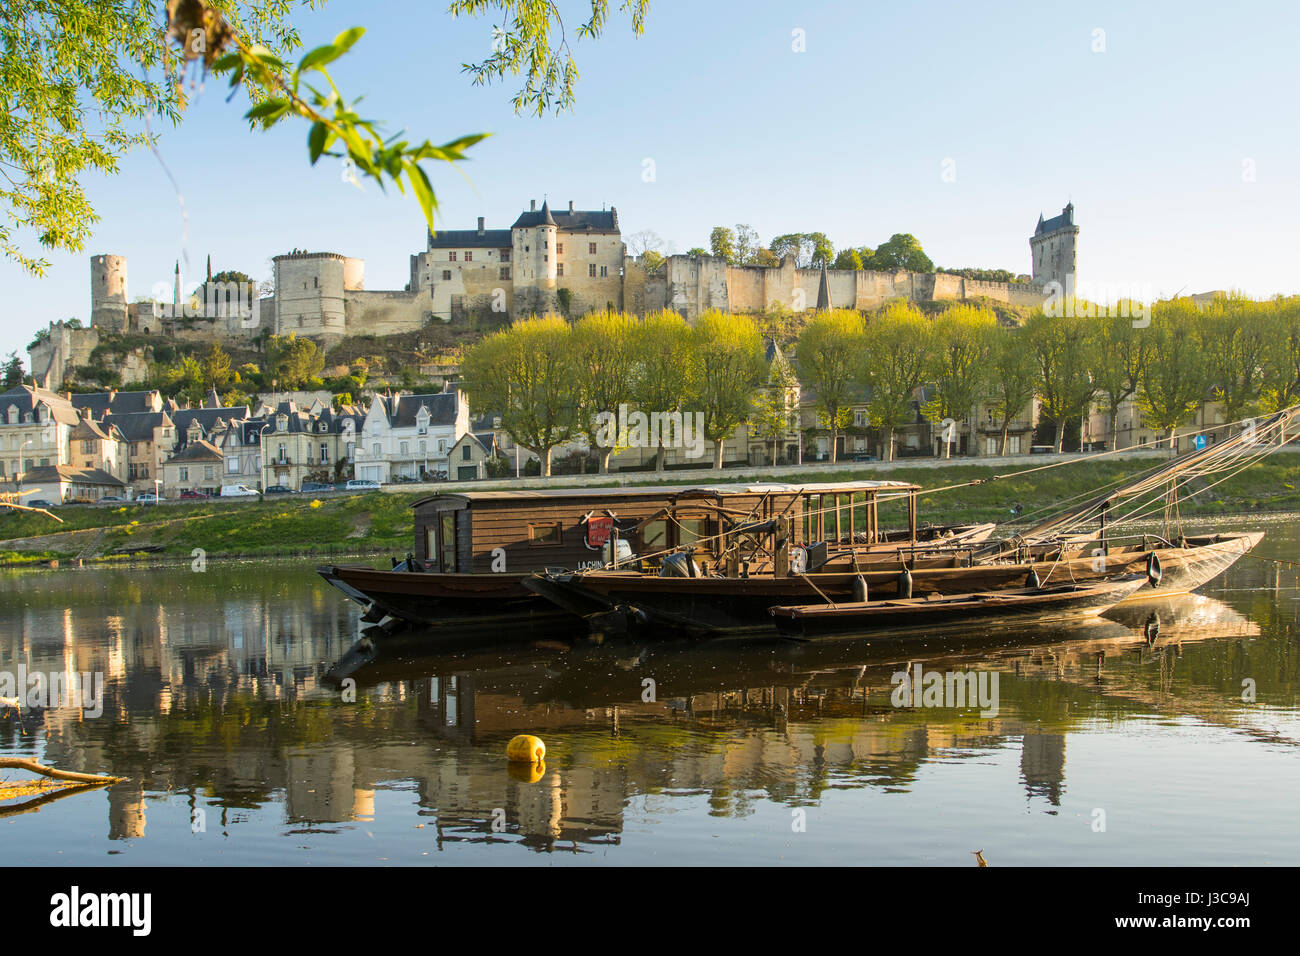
[870,234,933,273]
[862,301,932,461]
[1201,292,1271,425]
[687,312,764,468]
[572,310,638,473]
[1137,300,1209,448]
[1261,297,1300,414]
[709,226,736,262]
[808,232,834,269]
[626,229,663,258]
[1024,310,1096,452]
[733,224,761,265]
[796,309,865,464]
[1090,310,1150,451]
[833,249,863,271]
[751,353,799,465]
[685,247,708,257]
[923,304,997,457]
[4,0,646,273]
[461,316,578,476]
[769,232,832,268]
[2,352,24,388]
[988,325,1039,455]
[629,311,695,472]
[265,333,324,388]
[202,343,233,389]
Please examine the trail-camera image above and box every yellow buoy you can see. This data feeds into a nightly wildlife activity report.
[506,734,545,764]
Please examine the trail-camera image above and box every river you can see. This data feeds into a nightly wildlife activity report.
[2,512,1297,865]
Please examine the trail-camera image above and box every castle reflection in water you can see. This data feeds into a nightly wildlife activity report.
[0,560,1290,853]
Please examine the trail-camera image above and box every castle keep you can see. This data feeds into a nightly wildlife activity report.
[30,200,1076,389]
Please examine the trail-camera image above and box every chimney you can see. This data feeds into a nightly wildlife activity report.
[477,216,485,236]
[568,200,574,213]
[530,199,536,212]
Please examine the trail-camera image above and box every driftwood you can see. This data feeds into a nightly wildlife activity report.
[0,757,124,784]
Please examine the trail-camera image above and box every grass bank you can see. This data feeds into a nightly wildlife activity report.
[2,455,1297,566]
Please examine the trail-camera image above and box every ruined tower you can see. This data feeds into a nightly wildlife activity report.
[89,254,129,332]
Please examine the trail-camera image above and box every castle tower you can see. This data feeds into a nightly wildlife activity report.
[536,199,558,286]
[1030,202,1079,289]
[90,254,129,332]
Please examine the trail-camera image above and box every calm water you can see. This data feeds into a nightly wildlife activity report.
[2,512,1298,866]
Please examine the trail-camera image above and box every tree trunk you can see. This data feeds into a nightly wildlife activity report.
[1109,409,1120,452]
[713,439,725,470]
[829,423,839,464]
[599,448,612,473]
[655,440,665,473]
[886,427,896,462]
[542,447,552,477]
[1055,420,1064,453]
[1168,427,1177,450]
[1000,420,1010,456]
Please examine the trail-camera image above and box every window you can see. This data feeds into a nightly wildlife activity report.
[438,440,447,454]
[529,522,562,546]
[448,251,457,262]
[442,270,451,281]
[440,513,457,571]
[588,242,597,255]
[556,263,563,277]
[464,251,472,262]
[371,442,381,457]
[227,457,239,473]
[642,520,667,550]
[600,265,608,277]
[278,442,287,462]
[179,467,188,481]
[83,439,94,453]
[587,264,596,277]
[399,441,409,456]
[462,444,472,461]
[500,248,510,262]
[500,267,511,280]
[203,465,214,480]
[557,243,564,255]
[320,443,329,464]
[418,441,426,456]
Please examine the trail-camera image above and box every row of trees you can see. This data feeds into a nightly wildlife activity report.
[797,293,1300,461]
[462,311,778,475]
[463,293,1300,474]
[702,225,939,274]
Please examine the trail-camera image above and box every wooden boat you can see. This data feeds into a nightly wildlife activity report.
[523,532,1262,635]
[318,479,986,625]
[768,574,1152,638]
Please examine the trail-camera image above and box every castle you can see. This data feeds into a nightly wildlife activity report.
[29,200,1077,389]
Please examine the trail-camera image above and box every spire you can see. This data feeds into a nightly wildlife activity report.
[816,262,832,311]
[173,260,182,307]
[206,254,212,282]
[539,199,556,226]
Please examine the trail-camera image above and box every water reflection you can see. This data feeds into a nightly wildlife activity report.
[1,536,1298,864]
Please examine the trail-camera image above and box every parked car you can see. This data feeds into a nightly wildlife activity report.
[263,485,294,495]
[853,454,879,463]
[136,492,164,503]
[345,479,381,491]
[301,481,334,493]
[179,490,210,500]
[27,499,57,509]
[98,495,127,503]
[220,485,260,498]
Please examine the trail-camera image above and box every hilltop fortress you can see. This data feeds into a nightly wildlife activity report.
[29,199,1077,389]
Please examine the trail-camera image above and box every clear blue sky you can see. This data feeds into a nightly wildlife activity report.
[4,0,1298,360]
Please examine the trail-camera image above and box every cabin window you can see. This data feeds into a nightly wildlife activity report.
[678,518,709,549]
[440,513,457,571]
[642,519,667,551]
[529,522,562,546]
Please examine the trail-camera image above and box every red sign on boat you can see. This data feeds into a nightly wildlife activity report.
[584,514,614,549]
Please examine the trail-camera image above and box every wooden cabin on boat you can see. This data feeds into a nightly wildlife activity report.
[410,481,921,574]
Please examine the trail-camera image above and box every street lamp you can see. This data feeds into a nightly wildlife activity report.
[153,477,161,505]
[256,421,273,493]
[16,439,33,496]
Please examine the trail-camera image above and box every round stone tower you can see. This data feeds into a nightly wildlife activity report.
[90,254,129,332]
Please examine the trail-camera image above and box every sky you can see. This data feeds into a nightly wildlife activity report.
[3,0,1299,360]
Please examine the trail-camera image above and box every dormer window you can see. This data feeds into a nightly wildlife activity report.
[277,415,288,432]
[6,405,16,424]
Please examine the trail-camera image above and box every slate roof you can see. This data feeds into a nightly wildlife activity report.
[102,411,173,442]
[384,392,459,428]
[510,204,618,232]
[70,390,160,417]
[24,464,124,487]
[166,440,223,463]
[1035,203,1076,236]
[0,385,81,426]
[427,228,513,249]
[172,406,251,438]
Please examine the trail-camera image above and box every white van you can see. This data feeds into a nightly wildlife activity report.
[346,479,381,491]
[220,485,260,498]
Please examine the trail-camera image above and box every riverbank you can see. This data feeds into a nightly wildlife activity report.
[3,451,1298,567]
